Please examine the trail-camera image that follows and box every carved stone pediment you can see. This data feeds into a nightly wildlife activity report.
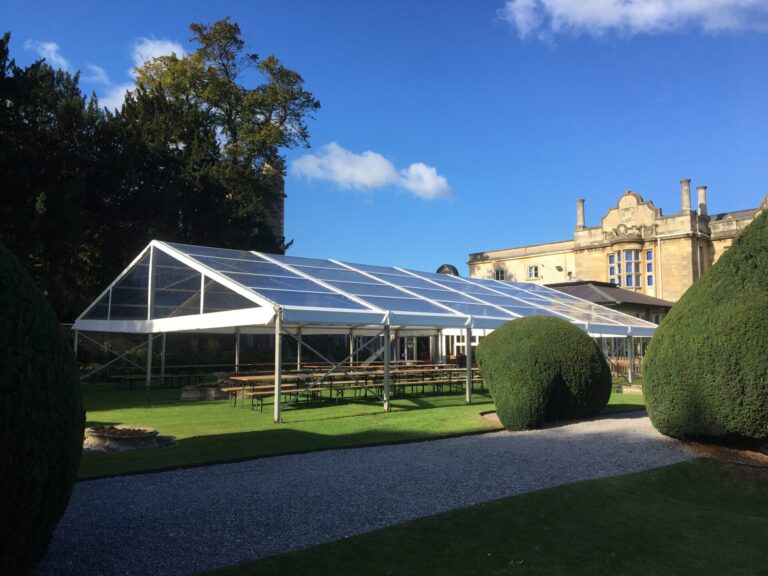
[603,224,656,244]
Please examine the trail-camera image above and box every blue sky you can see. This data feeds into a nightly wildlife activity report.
[3,1,768,273]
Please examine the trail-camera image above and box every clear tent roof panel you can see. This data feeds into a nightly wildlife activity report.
[74,241,658,336]
[265,253,453,316]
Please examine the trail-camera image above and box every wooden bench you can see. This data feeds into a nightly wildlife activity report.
[327,380,380,401]
[245,388,302,412]
[221,383,298,408]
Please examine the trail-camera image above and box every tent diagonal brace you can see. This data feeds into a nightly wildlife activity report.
[78,333,161,381]
[282,328,386,387]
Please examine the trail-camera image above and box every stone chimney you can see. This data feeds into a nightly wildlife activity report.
[576,199,585,230]
[697,185,708,216]
[680,178,692,213]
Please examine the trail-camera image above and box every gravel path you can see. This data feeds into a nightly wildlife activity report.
[36,412,695,576]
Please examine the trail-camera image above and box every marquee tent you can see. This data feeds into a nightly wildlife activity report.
[74,240,657,421]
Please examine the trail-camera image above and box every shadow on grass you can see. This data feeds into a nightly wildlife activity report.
[601,403,648,415]
[79,424,488,480]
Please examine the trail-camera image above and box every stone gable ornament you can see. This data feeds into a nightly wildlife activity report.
[621,207,635,222]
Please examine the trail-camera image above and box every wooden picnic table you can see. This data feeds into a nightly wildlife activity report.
[222,365,483,409]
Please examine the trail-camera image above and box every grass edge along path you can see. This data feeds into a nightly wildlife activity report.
[79,382,645,480]
[200,458,768,576]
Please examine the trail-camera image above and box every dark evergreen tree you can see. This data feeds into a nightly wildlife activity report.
[0,21,320,321]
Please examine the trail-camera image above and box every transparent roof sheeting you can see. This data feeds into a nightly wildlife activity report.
[74,240,659,336]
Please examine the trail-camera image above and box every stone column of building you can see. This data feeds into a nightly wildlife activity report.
[576,199,585,230]
[681,178,692,213]
[697,185,708,216]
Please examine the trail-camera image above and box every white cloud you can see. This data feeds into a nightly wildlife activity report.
[292,142,398,189]
[292,142,451,200]
[500,0,768,39]
[82,64,110,86]
[131,37,185,73]
[99,83,134,111]
[93,37,184,110]
[399,163,451,200]
[23,40,70,70]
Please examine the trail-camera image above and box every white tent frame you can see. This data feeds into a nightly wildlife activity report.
[74,240,657,422]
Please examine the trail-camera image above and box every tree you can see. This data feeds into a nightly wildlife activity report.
[134,18,320,252]
[643,208,768,442]
[0,32,108,320]
[0,21,320,321]
[0,241,84,574]
[476,317,612,430]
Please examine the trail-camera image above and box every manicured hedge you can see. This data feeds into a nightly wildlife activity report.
[476,316,611,430]
[0,242,84,575]
[643,209,768,441]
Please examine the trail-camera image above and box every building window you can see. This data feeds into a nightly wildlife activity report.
[647,262,653,273]
[527,265,539,279]
[609,250,646,290]
[648,275,654,287]
[494,268,505,281]
[646,250,653,261]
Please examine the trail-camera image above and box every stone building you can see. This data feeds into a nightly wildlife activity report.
[468,179,768,302]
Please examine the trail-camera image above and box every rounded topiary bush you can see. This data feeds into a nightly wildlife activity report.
[476,316,612,430]
[0,242,84,575]
[643,209,768,442]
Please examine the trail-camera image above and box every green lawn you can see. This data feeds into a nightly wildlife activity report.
[79,382,645,479]
[201,458,768,576]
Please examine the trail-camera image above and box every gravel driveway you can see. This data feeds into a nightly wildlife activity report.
[35,412,695,576]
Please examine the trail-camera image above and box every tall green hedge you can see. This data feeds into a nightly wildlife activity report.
[476,316,611,430]
[643,209,768,441]
[0,242,84,575]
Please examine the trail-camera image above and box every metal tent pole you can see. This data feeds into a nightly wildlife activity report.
[627,335,634,384]
[234,327,241,373]
[146,334,153,391]
[349,330,355,366]
[146,245,155,392]
[73,330,79,355]
[383,324,391,412]
[274,311,283,423]
[465,325,473,404]
[160,333,167,379]
[296,328,302,371]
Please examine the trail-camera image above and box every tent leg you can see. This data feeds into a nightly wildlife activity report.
[297,328,302,371]
[160,333,166,379]
[349,330,355,367]
[383,325,391,412]
[146,334,153,391]
[73,330,79,356]
[235,327,241,373]
[274,313,283,423]
[627,336,634,384]
[465,326,473,404]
